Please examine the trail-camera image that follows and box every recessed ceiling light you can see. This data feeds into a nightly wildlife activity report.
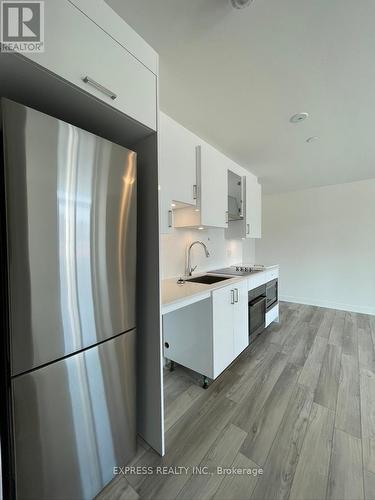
[231,0,254,8]
[290,112,309,123]
[171,203,176,207]
[198,227,204,230]
[306,136,319,143]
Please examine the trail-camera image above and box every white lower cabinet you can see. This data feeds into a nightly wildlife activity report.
[212,286,237,377]
[212,281,248,377]
[212,282,249,378]
[162,282,249,382]
[233,281,249,357]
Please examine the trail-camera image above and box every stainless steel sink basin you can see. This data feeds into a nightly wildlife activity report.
[186,275,232,285]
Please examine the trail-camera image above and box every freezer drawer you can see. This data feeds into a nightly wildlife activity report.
[12,330,136,500]
[2,99,137,375]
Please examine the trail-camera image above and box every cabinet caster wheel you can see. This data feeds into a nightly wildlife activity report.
[202,376,208,389]
[169,361,175,372]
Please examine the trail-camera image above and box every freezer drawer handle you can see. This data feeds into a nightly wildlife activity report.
[82,76,117,100]
[235,288,239,303]
[230,289,235,304]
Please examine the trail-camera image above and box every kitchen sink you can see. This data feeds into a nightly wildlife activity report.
[186,275,232,285]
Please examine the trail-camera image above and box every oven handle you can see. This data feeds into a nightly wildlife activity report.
[249,296,266,307]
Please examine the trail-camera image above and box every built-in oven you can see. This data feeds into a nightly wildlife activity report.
[248,284,266,343]
[266,279,278,311]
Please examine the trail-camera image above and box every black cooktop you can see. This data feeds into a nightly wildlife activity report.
[208,266,263,277]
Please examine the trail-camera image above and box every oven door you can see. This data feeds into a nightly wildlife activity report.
[249,295,266,339]
[266,279,278,311]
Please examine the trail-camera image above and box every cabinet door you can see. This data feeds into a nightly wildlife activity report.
[245,176,262,238]
[159,113,198,206]
[68,0,158,75]
[26,0,157,130]
[212,286,235,378]
[199,143,228,228]
[233,281,249,357]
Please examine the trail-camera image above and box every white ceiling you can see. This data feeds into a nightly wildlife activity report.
[107,0,375,193]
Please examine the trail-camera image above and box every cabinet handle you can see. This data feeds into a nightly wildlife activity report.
[235,288,239,303]
[82,76,117,100]
[246,223,250,235]
[230,289,235,305]
[168,210,173,228]
[193,184,197,200]
[226,211,229,224]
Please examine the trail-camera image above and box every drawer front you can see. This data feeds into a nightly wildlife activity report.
[247,272,267,291]
[27,0,156,130]
[265,303,279,327]
[266,268,279,282]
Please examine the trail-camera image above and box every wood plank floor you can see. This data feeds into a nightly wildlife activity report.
[97,302,375,500]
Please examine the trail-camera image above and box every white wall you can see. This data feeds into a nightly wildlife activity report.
[160,229,256,279]
[256,178,375,315]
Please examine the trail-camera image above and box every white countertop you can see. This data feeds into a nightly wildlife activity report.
[161,265,279,315]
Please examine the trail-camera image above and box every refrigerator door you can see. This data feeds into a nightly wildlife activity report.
[2,99,137,376]
[12,330,136,500]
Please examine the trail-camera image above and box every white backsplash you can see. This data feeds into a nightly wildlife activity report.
[160,228,256,279]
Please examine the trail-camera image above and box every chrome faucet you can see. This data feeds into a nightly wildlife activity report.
[186,240,210,276]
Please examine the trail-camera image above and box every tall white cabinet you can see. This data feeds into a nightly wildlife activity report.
[2,0,164,461]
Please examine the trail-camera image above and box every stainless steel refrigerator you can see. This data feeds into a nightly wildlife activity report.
[0,99,137,500]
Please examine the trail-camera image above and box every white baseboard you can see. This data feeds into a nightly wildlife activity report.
[279,294,375,316]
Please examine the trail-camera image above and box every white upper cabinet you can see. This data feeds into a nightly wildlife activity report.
[159,113,200,234]
[159,113,198,206]
[158,113,261,235]
[25,0,157,130]
[198,143,229,228]
[173,142,228,229]
[245,176,262,238]
[225,174,262,239]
